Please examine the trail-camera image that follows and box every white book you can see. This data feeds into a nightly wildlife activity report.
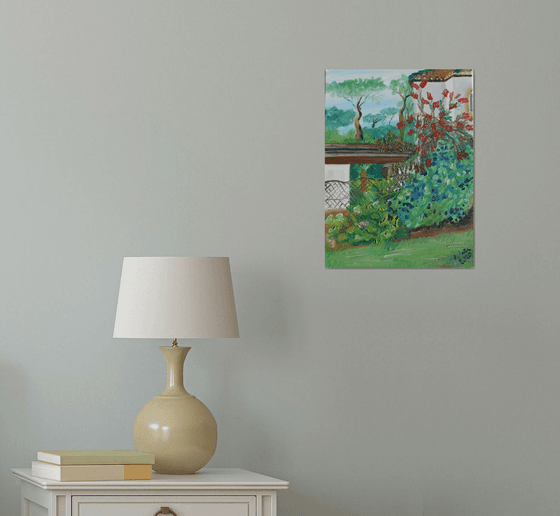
[37,450,155,466]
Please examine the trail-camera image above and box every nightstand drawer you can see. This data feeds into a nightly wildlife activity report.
[72,496,256,516]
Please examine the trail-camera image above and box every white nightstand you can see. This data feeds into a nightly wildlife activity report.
[12,467,289,516]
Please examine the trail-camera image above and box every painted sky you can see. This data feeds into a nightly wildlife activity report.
[325,69,420,130]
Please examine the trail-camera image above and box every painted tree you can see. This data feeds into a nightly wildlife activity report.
[379,107,399,126]
[364,107,399,127]
[325,78,385,140]
[389,74,414,141]
[363,113,383,128]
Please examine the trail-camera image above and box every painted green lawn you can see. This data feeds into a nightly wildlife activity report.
[325,230,473,268]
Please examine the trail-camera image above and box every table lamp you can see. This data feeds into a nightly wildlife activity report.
[113,257,239,474]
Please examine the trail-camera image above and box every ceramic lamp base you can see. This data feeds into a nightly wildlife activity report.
[133,346,217,474]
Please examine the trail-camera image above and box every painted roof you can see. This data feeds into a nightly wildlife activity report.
[408,69,473,82]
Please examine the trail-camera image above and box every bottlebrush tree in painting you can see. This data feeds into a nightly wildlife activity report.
[325,69,474,268]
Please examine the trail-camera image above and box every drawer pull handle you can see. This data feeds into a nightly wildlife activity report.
[154,508,177,516]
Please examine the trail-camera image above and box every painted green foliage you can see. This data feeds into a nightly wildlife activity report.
[389,142,473,229]
[349,163,383,180]
[326,180,404,247]
[326,142,473,244]
[325,77,385,140]
[325,106,355,129]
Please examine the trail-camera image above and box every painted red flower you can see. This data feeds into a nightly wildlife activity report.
[442,89,449,97]
[426,92,433,101]
[412,83,419,90]
[450,103,457,109]
[457,122,464,129]
[397,121,405,129]
[415,121,421,128]
[458,98,469,103]
[420,80,428,88]
[455,93,461,99]
[422,98,430,105]
[426,159,432,167]
[434,132,441,140]
[466,124,473,131]
[425,114,432,122]
[411,92,418,99]
[433,101,440,108]
[407,129,415,136]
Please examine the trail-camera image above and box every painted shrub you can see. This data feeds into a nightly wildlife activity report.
[388,141,473,229]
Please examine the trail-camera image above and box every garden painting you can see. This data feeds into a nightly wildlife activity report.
[325,69,474,268]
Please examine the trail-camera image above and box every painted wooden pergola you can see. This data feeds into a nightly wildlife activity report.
[325,144,412,165]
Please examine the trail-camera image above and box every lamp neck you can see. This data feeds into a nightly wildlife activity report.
[159,346,191,395]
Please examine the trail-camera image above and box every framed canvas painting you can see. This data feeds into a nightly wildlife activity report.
[325,69,474,268]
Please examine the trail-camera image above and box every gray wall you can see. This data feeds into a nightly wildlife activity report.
[1,1,559,515]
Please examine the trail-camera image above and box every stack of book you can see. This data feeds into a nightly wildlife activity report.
[31,450,155,481]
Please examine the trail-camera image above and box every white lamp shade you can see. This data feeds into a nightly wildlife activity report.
[113,257,239,339]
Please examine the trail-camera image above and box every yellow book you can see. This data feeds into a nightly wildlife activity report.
[37,450,155,466]
[31,461,152,481]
